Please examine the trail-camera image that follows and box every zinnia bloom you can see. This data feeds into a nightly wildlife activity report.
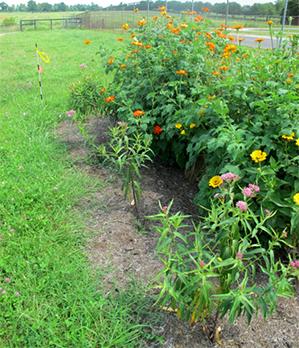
[194,15,203,22]
[153,125,163,135]
[117,37,124,42]
[221,172,239,182]
[138,19,146,26]
[250,150,267,163]
[267,20,273,26]
[105,96,115,103]
[121,23,129,30]
[232,24,243,30]
[293,193,299,205]
[236,200,248,212]
[281,132,295,141]
[206,41,216,52]
[66,109,76,117]
[83,39,92,45]
[133,109,145,117]
[209,176,223,188]
[219,65,229,71]
[107,56,114,65]
[176,70,188,76]
[255,38,264,43]
[202,7,209,12]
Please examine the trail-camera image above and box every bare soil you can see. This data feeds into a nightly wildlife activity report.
[57,117,299,348]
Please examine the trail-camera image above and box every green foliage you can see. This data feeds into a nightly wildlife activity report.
[99,124,153,218]
[69,76,101,114]
[2,17,16,26]
[98,14,299,243]
[150,180,295,340]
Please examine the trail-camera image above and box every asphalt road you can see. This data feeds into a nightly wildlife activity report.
[239,34,285,49]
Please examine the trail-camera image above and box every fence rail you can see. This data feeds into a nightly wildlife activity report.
[19,17,82,31]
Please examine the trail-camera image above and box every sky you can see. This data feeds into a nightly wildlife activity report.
[5,0,277,7]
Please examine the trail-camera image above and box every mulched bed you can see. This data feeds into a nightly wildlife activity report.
[57,117,299,348]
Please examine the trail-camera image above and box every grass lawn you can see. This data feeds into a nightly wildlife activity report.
[0,29,150,347]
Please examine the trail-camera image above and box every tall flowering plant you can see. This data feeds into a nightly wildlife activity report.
[150,174,295,342]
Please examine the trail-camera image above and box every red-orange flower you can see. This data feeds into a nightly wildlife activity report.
[99,87,106,94]
[219,65,229,71]
[202,7,209,12]
[153,125,163,135]
[105,96,115,103]
[117,37,124,42]
[206,41,215,52]
[212,71,221,76]
[133,109,145,117]
[194,15,203,22]
[144,44,152,49]
[171,27,181,35]
[255,38,264,43]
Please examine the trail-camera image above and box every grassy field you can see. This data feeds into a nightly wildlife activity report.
[0,29,153,347]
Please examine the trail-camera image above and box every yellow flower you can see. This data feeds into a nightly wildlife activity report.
[83,39,92,45]
[180,23,188,29]
[107,56,114,65]
[296,139,299,147]
[281,132,295,141]
[175,123,182,129]
[190,123,196,129]
[122,23,129,30]
[267,20,273,26]
[138,18,146,26]
[293,193,299,205]
[180,130,186,135]
[209,176,223,188]
[250,150,267,163]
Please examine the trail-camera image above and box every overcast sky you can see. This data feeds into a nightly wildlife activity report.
[5,0,277,7]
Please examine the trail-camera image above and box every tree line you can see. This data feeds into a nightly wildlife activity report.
[0,0,298,17]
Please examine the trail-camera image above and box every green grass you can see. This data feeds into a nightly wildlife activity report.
[0,30,157,347]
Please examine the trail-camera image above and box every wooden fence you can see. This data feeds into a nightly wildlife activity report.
[19,17,82,31]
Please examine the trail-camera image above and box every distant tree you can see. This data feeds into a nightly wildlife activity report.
[53,2,67,11]
[37,2,52,11]
[27,0,38,12]
[0,2,8,11]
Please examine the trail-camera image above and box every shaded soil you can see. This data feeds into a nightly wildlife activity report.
[57,117,299,348]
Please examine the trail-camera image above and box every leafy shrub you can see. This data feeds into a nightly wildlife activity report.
[150,176,295,341]
[69,77,102,115]
[95,12,299,243]
[2,17,16,26]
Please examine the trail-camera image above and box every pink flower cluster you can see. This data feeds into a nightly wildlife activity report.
[290,260,299,269]
[236,200,248,212]
[66,109,76,117]
[242,183,260,198]
[221,172,240,182]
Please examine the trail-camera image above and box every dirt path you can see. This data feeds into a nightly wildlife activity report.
[57,117,299,348]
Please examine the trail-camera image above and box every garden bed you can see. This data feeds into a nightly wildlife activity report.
[57,117,299,348]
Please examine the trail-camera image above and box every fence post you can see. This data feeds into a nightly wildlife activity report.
[50,19,53,30]
[20,20,23,31]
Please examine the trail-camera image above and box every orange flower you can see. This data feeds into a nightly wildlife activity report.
[171,27,181,35]
[121,23,129,30]
[153,125,163,135]
[228,35,235,41]
[166,21,173,29]
[206,41,215,52]
[219,65,229,71]
[267,20,273,25]
[194,15,203,22]
[138,18,146,26]
[205,32,212,39]
[133,109,145,117]
[288,73,294,78]
[152,16,158,21]
[202,7,209,12]
[255,38,264,43]
[144,44,152,49]
[131,40,143,47]
[107,56,114,65]
[119,64,126,70]
[223,44,237,55]
[238,38,245,42]
[83,39,92,45]
[176,70,188,76]
[212,71,221,76]
[117,37,124,42]
[99,87,106,94]
[232,24,243,30]
[105,96,115,103]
